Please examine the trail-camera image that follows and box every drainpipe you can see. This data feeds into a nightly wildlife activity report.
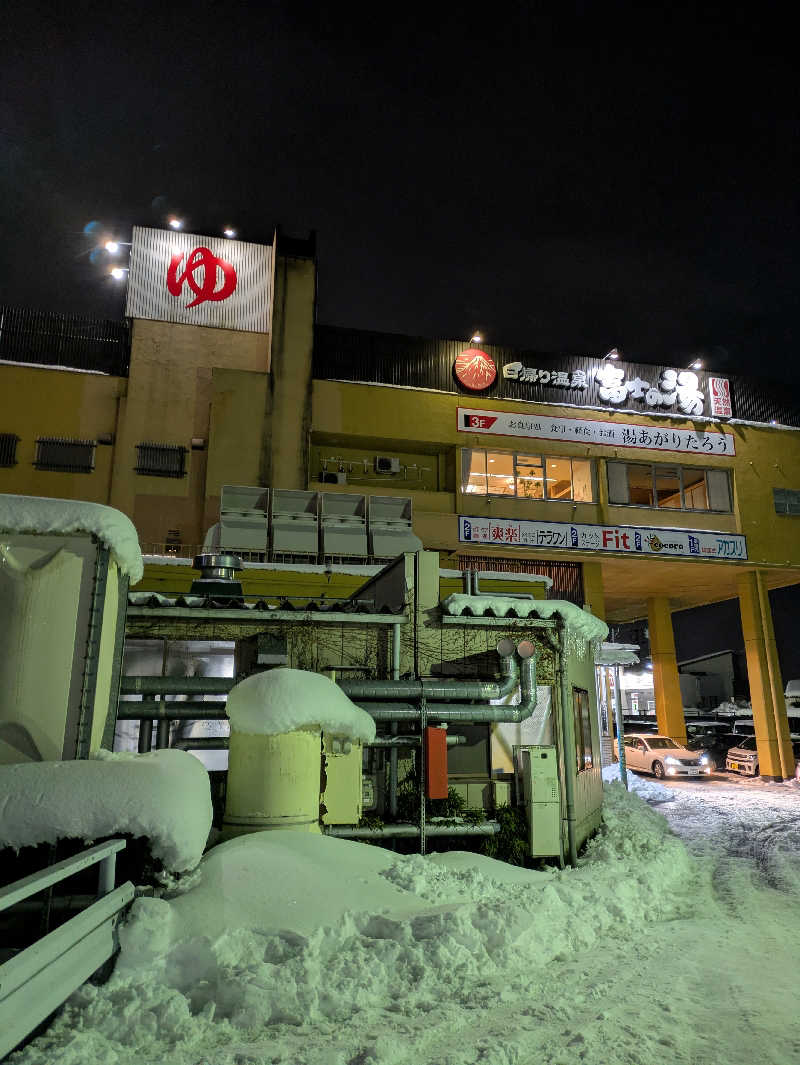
[355,648,537,724]
[472,571,480,595]
[613,664,628,790]
[390,622,401,818]
[558,622,578,868]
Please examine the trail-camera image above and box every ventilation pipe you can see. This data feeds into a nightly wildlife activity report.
[352,641,537,724]
[558,623,578,868]
[338,638,520,704]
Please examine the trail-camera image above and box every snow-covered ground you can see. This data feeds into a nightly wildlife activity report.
[11,776,800,1065]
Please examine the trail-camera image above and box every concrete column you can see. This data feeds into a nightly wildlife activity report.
[646,596,686,745]
[737,570,794,780]
[582,561,606,620]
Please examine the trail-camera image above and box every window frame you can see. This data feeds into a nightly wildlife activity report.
[460,447,595,503]
[608,460,732,513]
[0,432,20,468]
[572,687,595,773]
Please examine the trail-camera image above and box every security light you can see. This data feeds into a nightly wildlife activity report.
[168,218,183,230]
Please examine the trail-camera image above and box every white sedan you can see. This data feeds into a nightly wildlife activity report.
[614,733,712,779]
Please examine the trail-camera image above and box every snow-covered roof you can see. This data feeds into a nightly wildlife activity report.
[595,642,640,666]
[226,667,377,743]
[440,593,609,642]
[0,749,211,871]
[0,494,143,584]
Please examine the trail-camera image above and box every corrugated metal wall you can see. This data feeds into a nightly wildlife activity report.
[314,324,800,427]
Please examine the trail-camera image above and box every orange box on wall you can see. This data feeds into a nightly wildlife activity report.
[425,726,448,799]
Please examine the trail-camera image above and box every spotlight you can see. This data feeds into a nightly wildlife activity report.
[105,241,120,254]
[603,348,620,360]
[689,359,703,370]
[223,227,236,238]
[110,267,128,280]
[168,218,183,230]
[470,333,482,344]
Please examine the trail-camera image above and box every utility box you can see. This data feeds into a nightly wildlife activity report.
[519,745,561,858]
[321,735,363,825]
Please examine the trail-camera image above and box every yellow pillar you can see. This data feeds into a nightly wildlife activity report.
[737,570,794,780]
[646,597,686,745]
[583,561,606,620]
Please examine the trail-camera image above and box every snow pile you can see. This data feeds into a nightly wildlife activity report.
[226,667,376,743]
[0,749,211,871]
[602,762,675,802]
[441,593,609,642]
[12,785,700,1065]
[0,495,143,584]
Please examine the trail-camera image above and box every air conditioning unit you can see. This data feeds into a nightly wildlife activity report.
[320,471,347,484]
[375,455,400,474]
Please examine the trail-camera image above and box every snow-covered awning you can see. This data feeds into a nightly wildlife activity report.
[440,593,609,642]
[595,642,640,666]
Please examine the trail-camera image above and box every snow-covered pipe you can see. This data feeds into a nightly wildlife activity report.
[338,639,518,702]
[324,821,500,839]
[355,650,537,723]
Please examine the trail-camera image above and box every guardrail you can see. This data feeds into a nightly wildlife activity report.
[0,839,135,1059]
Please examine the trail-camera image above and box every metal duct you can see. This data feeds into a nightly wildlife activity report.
[355,644,537,724]
[338,638,518,702]
[324,821,500,839]
[120,677,234,695]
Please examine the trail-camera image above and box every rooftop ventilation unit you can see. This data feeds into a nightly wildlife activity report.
[368,495,422,559]
[271,490,320,557]
[219,485,269,555]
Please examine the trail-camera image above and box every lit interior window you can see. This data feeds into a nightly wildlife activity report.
[515,454,545,498]
[486,452,515,495]
[461,449,487,494]
[682,468,709,509]
[656,466,682,509]
[627,464,654,506]
[545,457,572,499]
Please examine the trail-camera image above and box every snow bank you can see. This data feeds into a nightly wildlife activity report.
[0,495,143,584]
[602,762,675,802]
[226,667,376,743]
[0,749,211,871]
[12,784,699,1065]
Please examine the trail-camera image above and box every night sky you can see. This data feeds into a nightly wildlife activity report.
[3,1,799,671]
[2,2,798,383]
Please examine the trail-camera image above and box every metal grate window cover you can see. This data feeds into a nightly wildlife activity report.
[458,555,584,605]
[35,437,95,473]
[0,432,19,467]
[135,442,187,478]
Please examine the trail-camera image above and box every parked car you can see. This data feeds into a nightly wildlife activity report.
[725,735,760,775]
[614,733,711,779]
[685,730,746,772]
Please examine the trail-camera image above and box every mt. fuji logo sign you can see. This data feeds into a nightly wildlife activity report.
[454,348,497,391]
[166,246,237,308]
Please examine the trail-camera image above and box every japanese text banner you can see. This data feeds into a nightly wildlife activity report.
[457,408,735,456]
[459,516,747,560]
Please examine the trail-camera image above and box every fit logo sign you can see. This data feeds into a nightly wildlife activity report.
[126,225,273,333]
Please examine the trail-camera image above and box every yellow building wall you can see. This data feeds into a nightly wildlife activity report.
[311,379,800,570]
[0,364,126,504]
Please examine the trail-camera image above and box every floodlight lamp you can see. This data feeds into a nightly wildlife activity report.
[689,358,703,370]
[223,227,236,238]
[110,267,128,280]
[168,218,183,230]
[603,348,620,360]
[105,241,120,254]
[470,333,482,344]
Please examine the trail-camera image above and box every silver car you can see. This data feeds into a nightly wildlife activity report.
[725,735,760,776]
[615,733,711,779]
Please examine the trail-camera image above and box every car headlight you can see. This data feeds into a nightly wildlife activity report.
[664,756,680,765]
[699,754,709,764]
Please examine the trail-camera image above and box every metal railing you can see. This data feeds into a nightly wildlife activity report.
[0,839,134,1058]
[0,305,130,376]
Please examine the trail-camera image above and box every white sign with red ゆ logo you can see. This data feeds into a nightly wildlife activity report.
[126,226,273,333]
[459,515,747,560]
[708,376,733,418]
[458,407,736,456]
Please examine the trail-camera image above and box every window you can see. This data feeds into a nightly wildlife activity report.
[35,437,95,473]
[0,433,19,467]
[135,443,187,478]
[607,461,731,512]
[573,688,594,771]
[461,449,594,502]
[773,488,800,516]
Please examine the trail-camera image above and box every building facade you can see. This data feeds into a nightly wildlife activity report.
[1,226,799,778]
